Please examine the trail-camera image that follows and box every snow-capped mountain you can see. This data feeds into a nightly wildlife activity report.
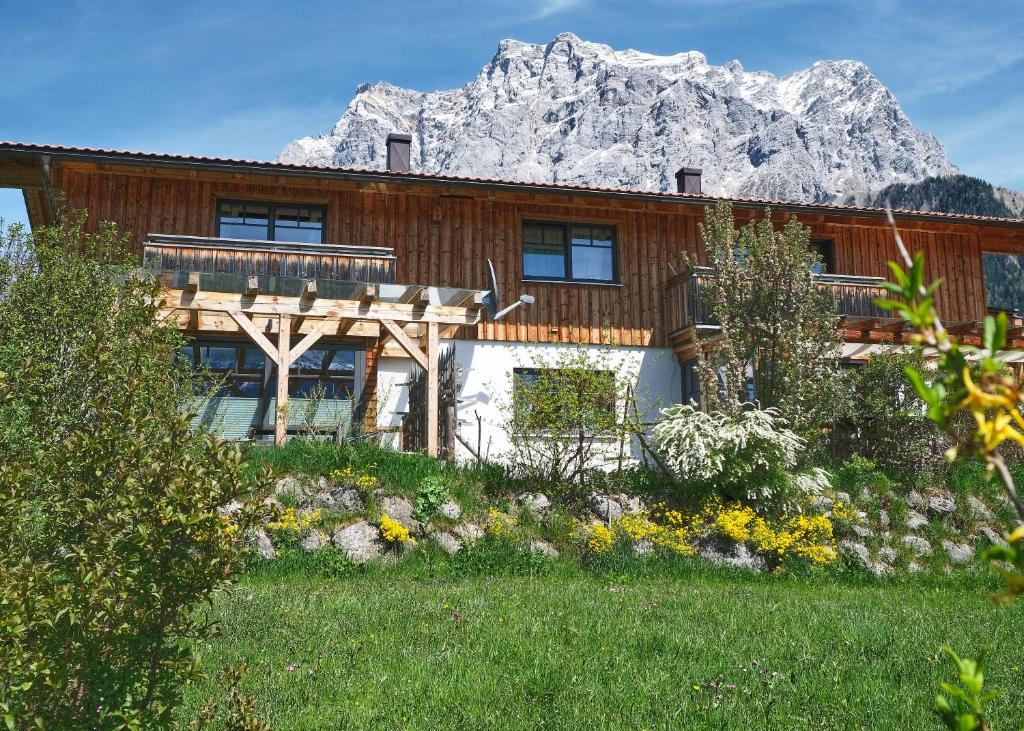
[278,32,957,203]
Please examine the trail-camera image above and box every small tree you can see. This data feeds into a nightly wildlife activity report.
[502,342,641,487]
[695,202,847,437]
[0,215,268,727]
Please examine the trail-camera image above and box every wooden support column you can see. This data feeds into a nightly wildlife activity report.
[275,314,292,446]
[426,321,439,458]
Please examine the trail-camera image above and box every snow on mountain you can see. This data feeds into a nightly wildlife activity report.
[278,32,957,203]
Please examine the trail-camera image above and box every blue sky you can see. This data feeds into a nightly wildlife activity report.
[2,0,1023,226]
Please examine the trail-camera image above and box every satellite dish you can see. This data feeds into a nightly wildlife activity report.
[485,259,500,320]
[484,257,536,321]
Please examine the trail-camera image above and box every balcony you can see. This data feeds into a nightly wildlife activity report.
[665,266,896,354]
[142,233,397,283]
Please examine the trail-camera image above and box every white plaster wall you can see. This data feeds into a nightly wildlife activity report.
[374,356,417,452]
[376,338,680,467]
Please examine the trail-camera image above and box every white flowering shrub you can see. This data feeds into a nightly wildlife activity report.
[652,403,830,509]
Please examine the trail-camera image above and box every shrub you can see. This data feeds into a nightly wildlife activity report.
[843,351,940,473]
[412,474,450,523]
[0,217,268,727]
[652,403,831,510]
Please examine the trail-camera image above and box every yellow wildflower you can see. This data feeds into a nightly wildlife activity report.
[379,514,414,544]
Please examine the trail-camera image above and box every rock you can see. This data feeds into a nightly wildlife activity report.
[839,540,871,568]
[317,475,329,491]
[812,494,834,510]
[332,521,383,564]
[454,522,485,545]
[432,531,462,556]
[908,561,924,573]
[518,492,551,515]
[279,35,955,206]
[878,511,890,529]
[857,488,874,503]
[438,501,462,521]
[247,529,276,560]
[835,492,851,505]
[906,490,926,510]
[852,525,874,539]
[262,496,282,511]
[273,475,306,500]
[616,493,645,514]
[698,537,767,572]
[332,488,365,513]
[927,492,956,516]
[588,492,624,522]
[529,539,560,559]
[378,495,421,534]
[942,540,975,565]
[217,500,243,517]
[299,530,327,553]
[878,546,897,564]
[902,535,932,555]
[967,496,995,522]
[633,540,655,557]
[906,510,929,530]
[979,526,1008,547]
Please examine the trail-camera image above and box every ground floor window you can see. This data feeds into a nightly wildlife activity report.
[179,339,360,400]
[179,336,364,439]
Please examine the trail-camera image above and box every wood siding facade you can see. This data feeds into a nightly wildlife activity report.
[40,159,1024,349]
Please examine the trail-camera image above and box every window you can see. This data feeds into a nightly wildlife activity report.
[217,200,324,244]
[809,238,836,274]
[512,367,616,429]
[681,358,701,406]
[522,221,617,282]
[181,340,357,399]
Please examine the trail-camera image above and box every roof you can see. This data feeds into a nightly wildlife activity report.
[2,141,1022,228]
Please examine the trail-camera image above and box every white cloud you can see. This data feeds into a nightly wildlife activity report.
[528,0,586,21]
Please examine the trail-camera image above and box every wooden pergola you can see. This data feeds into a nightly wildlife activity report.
[154,269,485,455]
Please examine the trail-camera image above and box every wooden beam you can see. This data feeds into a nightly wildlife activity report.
[380,319,428,371]
[166,291,481,325]
[246,276,259,296]
[426,321,439,458]
[399,285,429,305]
[302,279,318,299]
[186,272,200,293]
[275,314,292,446]
[360,283,378,303]
[874,320,907,333]
[289,319,335,363]
[227,310,279,361]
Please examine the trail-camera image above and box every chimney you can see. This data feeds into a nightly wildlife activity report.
[385,133,412,173]
[675,167,702,194]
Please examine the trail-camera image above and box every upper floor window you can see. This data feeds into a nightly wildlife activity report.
[217,200,324,244]
[522,221,617,283]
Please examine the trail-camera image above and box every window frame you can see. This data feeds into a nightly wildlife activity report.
[216,199,327,244]
[521,219,619,284]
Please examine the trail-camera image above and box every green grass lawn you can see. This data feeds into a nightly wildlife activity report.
[181,559,1024,730]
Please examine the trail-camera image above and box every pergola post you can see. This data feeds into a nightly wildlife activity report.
[275,314,292,446]
[426,321,439,458]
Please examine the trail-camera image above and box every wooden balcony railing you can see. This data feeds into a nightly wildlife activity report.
[665,266,891,336]
[142,233,397,284]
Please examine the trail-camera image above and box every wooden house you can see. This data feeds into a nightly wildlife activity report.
[2,138,1023,460]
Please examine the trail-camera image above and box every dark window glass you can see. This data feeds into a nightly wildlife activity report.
[523,223,567,279]
[681,358,701,407]
[522,221,616,282]
[218,203,270,240]
[809,239,836,274]
[217,201,324,244]
[274,206,324,244]
[185,340,355,401]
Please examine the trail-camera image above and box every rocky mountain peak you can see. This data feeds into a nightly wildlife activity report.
[278,34,957,203]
